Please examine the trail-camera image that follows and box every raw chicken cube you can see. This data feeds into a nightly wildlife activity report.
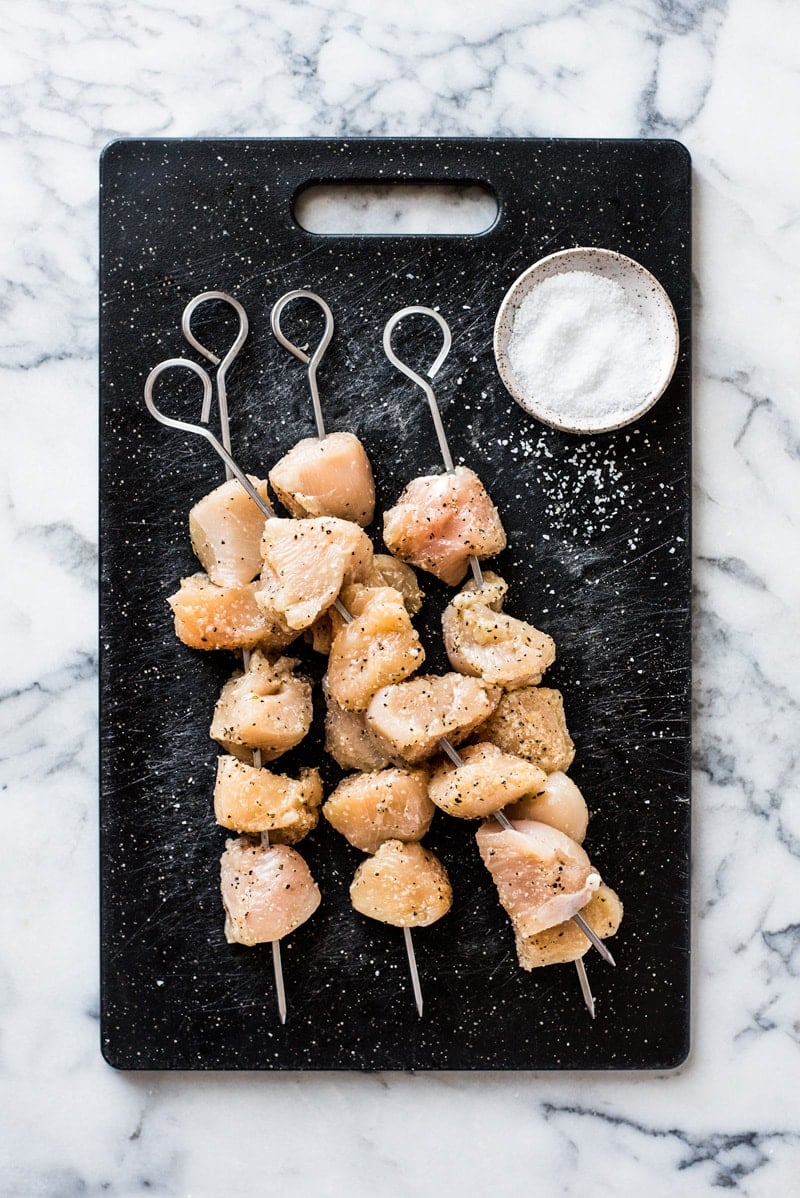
[327,584,425,711]
[367,555,424,615]
[382,466,506,585]
[220,837,320,944]
[210,652,312,761]
[476,818,601,937]
[442,571,555,689]
[214,757,322,843]
[269,431,375,526]
[515,883,623,970]
[189,475,271,587]
[305,557,423,656]
[323,767,434,853]
[323,677,394,772]
[349,840,452,928]
[427,743,547,819]
[167,572,299,652]
[257,515,373,630]
[476,686,575,773]
[505,771,589,844]
[365,673,501,764]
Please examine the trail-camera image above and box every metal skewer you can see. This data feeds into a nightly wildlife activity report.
[383,307,611,1016]
[271,288,424,1018]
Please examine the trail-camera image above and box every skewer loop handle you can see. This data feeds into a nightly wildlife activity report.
[383,306,454,472]
[143,358,274,519]
[271,289,334,439]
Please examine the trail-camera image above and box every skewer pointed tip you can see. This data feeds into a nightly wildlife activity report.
[572,911,616,966]
[403,925,424,1019]
[600,945,616,968]
[272,938,287,1024]
[574,957,596,1019]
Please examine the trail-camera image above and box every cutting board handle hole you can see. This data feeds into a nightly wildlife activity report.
[293,181,498,236]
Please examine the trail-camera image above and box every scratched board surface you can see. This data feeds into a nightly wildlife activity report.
[99,138,691,1070]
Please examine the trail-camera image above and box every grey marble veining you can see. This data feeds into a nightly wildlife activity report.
[1,0,799,1194]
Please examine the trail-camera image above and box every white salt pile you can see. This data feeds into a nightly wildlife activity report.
[506,271,667,428]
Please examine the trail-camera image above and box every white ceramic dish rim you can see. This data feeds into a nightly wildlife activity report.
[493,246,680,435]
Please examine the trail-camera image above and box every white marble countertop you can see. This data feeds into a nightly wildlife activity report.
[2,0,799,1194]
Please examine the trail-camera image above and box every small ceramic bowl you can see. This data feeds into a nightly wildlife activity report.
[493,246,680,434]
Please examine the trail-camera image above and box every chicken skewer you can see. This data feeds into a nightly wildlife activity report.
[146,302,300,1019]
[383,305,492,589]
[383,307,506,588]
[147,356,327,1000]
[269,288,426,1017]
[180,291,290,1020]
[382,307,612,1015]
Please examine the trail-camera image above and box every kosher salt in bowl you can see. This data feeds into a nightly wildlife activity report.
[493,247,680,434]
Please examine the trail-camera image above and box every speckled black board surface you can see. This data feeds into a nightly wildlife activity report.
[99,137,691,1071]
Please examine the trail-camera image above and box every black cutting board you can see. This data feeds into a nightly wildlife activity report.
[99,137,691,1070]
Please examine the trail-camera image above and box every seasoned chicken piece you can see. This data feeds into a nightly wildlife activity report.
[167,572,299,653]
[257,516,373,630]
[515,883,623,970]
[268,431,375,526]
[306,558,423,655]
[210,652,312,761]
[323,767,434,853]
[383,466,506,585]
[327,585,425,711]
[189,476,271,587]
[367,555,424,615]
[220,837,320,944]
[350,840,452,928]
[505,771,589,844]
[365,673,501,764]
[323,677,394,771]
[442,571,555,689]
[428,743,547,819]
[476,819,601,936]
[214,757,322,843]
[476,686,575,773]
